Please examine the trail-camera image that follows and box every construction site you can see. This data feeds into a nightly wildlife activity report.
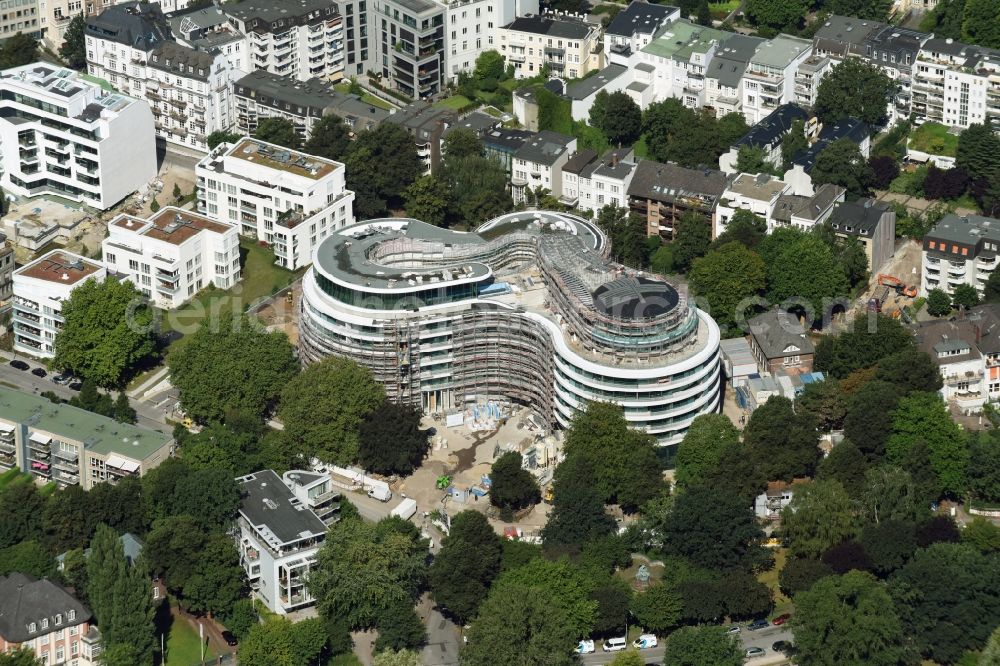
[297,211,723,446]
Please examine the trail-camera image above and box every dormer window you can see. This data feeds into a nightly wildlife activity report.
[68,610,75,621]
[28,622,36,633]
[55,614,62,626]
[41,618,48,630]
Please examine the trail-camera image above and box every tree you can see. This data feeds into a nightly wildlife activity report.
[874,348,943,395]
[983,266,1000,303]
[630,583,682,634]
[0,481,44,549]
[962,0,1000,48]
[765,232,850,320]
[671,212,712,273]
[868,155,900,190]
[493,558,598,639]
[374,602,426,652]
[982,626,1000,666]
[53,278,156,387]
[796,379,847,431]
[963,516,1000,554]
[815,58,896,125]
[238,618,328,666]
[968,432,1000,503]
[309,517,427,629]
[461,582,577,666]
[206,131,241,149]
[0,649,41,666]
[891,543,1000,663]
[811,139,874,198]
[490,452,540,513]
[781,119,809,170]
[473,49,505,82]
[954,283,980,310]
[859,465,925,524]
[662,484,766,571]
[303,114,351,160]
[0,33,38,69]
[689,242,765,333]
[358,402,428,475]
[821,540,872,574]
[916,514,961,547]
[542,454,615,553]
[589,91,642,146]
[817,440,867,497]
[221,598,259,640]
[346,124,423,218]
[778,557,834,597]
[254,117,299,149]
[87,525,123,627]
[793,571,904,666]
[745,0,806,30]
[735,145,770,174]
[662,625,743,666]
[170,467,241,526]
[926,288,952,316]
[403,175,450,227]
[590,579,632,635]
[112,392,136,424]
[428,511,502,624]
[712,209,768,250]
[58,15,87,69]
[0,541,56,579]
[43,485,93,553]
[595,205,649,268]
[887,391,969,496]
[440,154,510,224]
[442,128,484,161]
[744,396,821,481]
[278,357,386,465]
[563,402,665,512]
[860,519,917,576]
[956,123,1000,185]
[169,316,297,424]
[674,414,741,489]
[814,314,915,379]
[780,480,857,559]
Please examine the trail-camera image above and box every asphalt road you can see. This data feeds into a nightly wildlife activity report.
[0,353,170,433]
[578,624,794,666]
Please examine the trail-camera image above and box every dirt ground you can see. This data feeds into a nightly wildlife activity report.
[256,279,300,344]
[138,161,197,217]
[396,408,556,537]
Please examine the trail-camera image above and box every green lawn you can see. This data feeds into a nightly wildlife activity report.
[908,122,959,157]
[159,239,304,340]
[160,615,213,665]
[759,547,794,618]
[0,469,30,490]
[333,82,394,110]
[434,94,474,110]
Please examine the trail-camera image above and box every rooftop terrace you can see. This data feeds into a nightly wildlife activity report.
[15,250,102,285]
[227,139,337,180]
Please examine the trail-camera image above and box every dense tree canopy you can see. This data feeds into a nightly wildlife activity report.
[811,139,874,198]
[54,278,156,387]
[689,241,766,333]
[58,15,86,69]
[237,617,328,666]
[169,316,298,423]
[815,58,896,125]
[589,91,643,146]
[745,0,806,30]
[542,454,615,553]
[279,356,385,464]
[796,379,848,432]
[493,558,598,638]
[814,314,915,379]
[429,511,502,624]
[662,484,766,571]
[345,124,423,218]
[490,452,540,513]
[673,414,741,489]
[206,131,241,150]
[358,402,428,475]
[764,232,850,321]
[0,33,38,70]
[662,625,743,666]
[403,175,451,227]
[743,396,822,481]
[304,115,352,160]
[793,571,904,666]
[254,117,300,149]
[886,392,969,496]
[780,480,858,558]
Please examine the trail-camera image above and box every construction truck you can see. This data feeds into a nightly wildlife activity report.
[878,274,918,298]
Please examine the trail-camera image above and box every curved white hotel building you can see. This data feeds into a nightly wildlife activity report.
[298,211,722,446]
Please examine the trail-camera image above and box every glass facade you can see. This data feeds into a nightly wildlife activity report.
[315,271,480,309]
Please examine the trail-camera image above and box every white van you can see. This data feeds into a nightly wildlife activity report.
[603,637,627,652]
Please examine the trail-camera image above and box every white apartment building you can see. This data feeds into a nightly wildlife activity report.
[794,54,831,108]
[715,172,790,237]
[84,1,172,93]
[236,470,331,615]
[196,138,355,270]
[441,0,532,81]
[921,213,1000,298]
[561,147,636,213]
[169,5,250,72]
[144,42,243,152]
[103,207,241,309]
[12,250,105,359]
[225,0,344,83]
[510,130,576,203]
[913,38,1000,129]
[0,63,156,209]
[499,13,602,80]
[603,1,676,66]
[2,0,39,44]
[741,34,811,125]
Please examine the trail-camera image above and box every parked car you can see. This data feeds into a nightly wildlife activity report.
[575,640,595,654]
[772,640,790,652]
[748,618,769,631]
[52,371,72,384]
[772,613,792,626]
[632,634,657,649]
[31,367,47,378]
[745,646,766,658]
[9,360,28,371]
[602,637,627,652]
[221,631,238,646]
[68,381,83,391]
[727,625,742,634]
